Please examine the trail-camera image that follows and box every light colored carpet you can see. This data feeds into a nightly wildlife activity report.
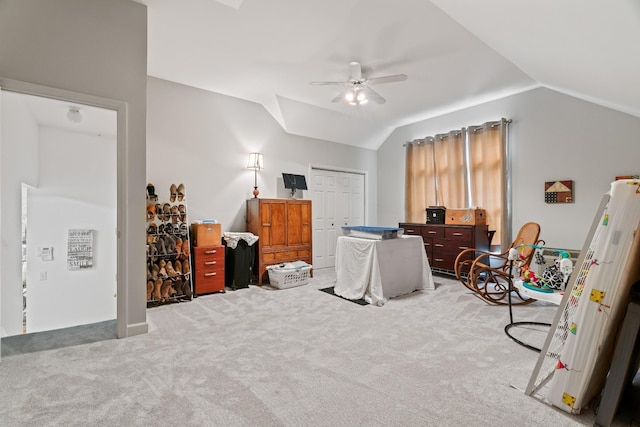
[0,269,635,426]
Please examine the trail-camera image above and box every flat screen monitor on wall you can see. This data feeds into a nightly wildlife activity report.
[282,173,307,198]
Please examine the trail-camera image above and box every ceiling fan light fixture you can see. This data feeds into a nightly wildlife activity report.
[344,87,368,106]
[310,61,407,106]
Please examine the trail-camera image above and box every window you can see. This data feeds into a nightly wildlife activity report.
[405,118,509,248]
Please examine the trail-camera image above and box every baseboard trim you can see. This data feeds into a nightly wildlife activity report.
[120,322,148,338]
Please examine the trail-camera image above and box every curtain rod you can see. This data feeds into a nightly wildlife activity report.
[403,118,511,146]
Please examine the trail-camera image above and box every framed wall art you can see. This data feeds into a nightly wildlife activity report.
[545,180,574,204]
[67,229,94,270]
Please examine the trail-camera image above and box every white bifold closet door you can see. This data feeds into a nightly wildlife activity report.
[311,168,365,269]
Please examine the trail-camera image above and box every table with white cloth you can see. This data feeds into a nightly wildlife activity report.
[334,235,434,306]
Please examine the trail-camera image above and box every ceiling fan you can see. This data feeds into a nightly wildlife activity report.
[309,61,407,105]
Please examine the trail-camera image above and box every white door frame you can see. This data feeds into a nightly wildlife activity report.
[0,78,131,345]
[309,164,368,269]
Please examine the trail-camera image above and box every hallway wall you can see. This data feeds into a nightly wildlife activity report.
[0,0,148,338]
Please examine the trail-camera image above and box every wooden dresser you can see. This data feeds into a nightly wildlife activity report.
[247,198,312,284]
[399,223,489,275]
[192,245,225,295]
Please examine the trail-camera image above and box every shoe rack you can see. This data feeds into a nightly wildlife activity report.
[145,183,193,305]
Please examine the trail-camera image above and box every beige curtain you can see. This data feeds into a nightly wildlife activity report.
[434,130,466,209]
[468,120,507,248]
[405,139,436,223]
[405,118,508,249]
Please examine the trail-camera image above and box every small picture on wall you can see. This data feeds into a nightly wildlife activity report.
[67,229,94,270]
[545,180,574,204]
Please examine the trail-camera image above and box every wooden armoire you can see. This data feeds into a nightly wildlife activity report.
[246,198,312,284]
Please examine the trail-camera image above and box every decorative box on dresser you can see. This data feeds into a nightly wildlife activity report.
[192,245,225,295]
[399,223,489,275]
[247,198,312,285]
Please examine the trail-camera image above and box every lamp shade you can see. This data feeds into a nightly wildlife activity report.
[247,152,264,170]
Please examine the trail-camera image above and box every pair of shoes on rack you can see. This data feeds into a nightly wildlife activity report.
[160,279,176,299]
[182,259,190,275]
[162,203,172,221]
[166,260,181,277]
[152,278,163,300]
[170,183,185,203]
[175,237,183,258]
[158,259,168,278]
[146,204,156,221]
[163,235,176,254]
[147,183,158,202]
[179,223,188,238]
[146,280,154,300]
[180,240,190,261]
[170,205,180,223]
[147,223,157,235]
[148,244,158,262]
[150,263,159,281]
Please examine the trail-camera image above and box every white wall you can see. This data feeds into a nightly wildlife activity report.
[25,127,116,333]
[27,196,117,332]
[0,0,148,338]
[378,87,640,250]
[147,77,378,232]
[0,91,39,336]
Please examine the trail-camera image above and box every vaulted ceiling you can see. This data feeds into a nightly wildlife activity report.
[140,0,640,149]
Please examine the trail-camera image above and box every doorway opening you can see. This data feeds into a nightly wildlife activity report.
[2,90,117,340]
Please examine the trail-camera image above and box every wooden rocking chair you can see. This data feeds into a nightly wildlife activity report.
[454,222,544,305]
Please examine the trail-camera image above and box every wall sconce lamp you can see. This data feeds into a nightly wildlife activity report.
[247,152,264,198]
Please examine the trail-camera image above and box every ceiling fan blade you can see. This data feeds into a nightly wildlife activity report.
[363,86,386,104]
[309,81,344,86]
[367,74,408,85]
[331,92,345,103]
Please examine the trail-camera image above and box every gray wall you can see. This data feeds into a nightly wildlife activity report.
[378,87,640,251]
[0,0,148,338]
[147,77,378,232]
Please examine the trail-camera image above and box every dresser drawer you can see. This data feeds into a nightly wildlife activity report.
[194,257,223,272]
[430,252,462,272]
[445,227,472,241]
[193,270,225,294]
[194,245,224,262]
[433,238,472,254]
[422,225,444,239]
[400,225,422,236]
